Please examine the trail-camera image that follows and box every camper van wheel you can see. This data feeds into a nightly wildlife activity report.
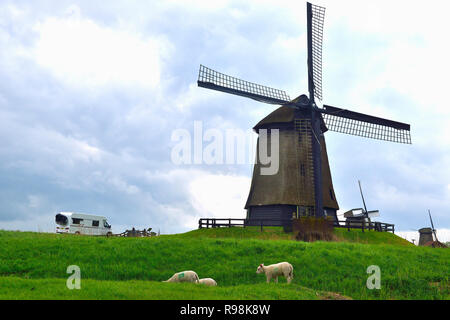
[75,231,80,235]
[106,232,112,237]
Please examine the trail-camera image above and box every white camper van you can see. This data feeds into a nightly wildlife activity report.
[55,212,112,236]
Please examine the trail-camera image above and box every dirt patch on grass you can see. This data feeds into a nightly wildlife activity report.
[429,281,449,294]
[319,291,353,300]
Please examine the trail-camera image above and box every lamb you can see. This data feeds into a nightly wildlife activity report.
[256,262,293,284]
[198,278,217,286]
[163,270,199,283]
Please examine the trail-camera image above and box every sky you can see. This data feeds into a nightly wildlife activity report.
[0,0,449,242]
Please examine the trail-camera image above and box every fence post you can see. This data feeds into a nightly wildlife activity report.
[260,220,263,232]
[229,219,231,228]
[362,222,364,233]
[199,219,202,229]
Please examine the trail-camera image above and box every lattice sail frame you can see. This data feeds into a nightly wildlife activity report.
[198,65,290,105]
[322,113,412,144]
[310,3,326,102]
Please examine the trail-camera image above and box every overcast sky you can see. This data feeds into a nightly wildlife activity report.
[1,0,449,242]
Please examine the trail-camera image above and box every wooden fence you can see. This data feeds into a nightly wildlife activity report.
[337,220,395,233]
[198,218,395,233]
[198,218,292,232]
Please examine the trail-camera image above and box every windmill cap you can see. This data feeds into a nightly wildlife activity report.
[253,105,328,133]
[253,95,311,131]
[419,227,433,234]
[253,106,295,131]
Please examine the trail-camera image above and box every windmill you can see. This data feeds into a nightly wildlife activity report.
[418,211,447,247]
[343,180,380,227]
[197,2,411,226]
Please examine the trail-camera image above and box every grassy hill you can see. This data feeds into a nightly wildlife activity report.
[178,226,413,246]
[0,228,448,300]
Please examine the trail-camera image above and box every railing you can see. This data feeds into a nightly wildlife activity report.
[198,218,245,229]
[334,220,395,233]
[198,218,292,232]
[198,218,395,233]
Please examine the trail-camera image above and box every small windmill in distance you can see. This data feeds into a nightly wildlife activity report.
[343,180,380,228]
[418,210,447,248]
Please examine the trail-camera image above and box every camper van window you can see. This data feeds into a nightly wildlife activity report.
[92,220,99,227]
[55,214,68,225]
[72,218,83,224]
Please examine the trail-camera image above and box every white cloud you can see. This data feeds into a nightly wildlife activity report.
[174,83,220,112]
[29,6,172,89]
[107,176,140,195]
[3,124,105,169]
[189,173,251,220]
[27,195,43,209]
[142,169,252,230]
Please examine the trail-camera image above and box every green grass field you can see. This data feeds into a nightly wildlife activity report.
[0,228,448,300]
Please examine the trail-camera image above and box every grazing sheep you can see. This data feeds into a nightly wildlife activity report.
[163,270,199,283]
[198,278,217,286]
[256,262,293,284]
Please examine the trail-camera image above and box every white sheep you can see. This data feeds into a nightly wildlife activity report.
[198,278,217,286]
[163,270,199,283]
[256,262,293,284]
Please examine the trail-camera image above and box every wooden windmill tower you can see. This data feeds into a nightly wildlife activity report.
[197,2,411,226]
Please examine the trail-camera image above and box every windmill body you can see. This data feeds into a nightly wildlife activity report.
[197,2,411,226]
[418,227,434,246]
[244,104,339,226]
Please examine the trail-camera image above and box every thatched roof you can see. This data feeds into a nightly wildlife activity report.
[254,104,328,133]
[254,106,296,130]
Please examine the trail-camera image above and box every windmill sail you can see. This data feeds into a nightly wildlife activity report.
[321,105,412,144]
[358,180,368,215]
[197,65,290,105]
[366,210,380,218]
[428,210,438,242]
[307,2,326,103]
